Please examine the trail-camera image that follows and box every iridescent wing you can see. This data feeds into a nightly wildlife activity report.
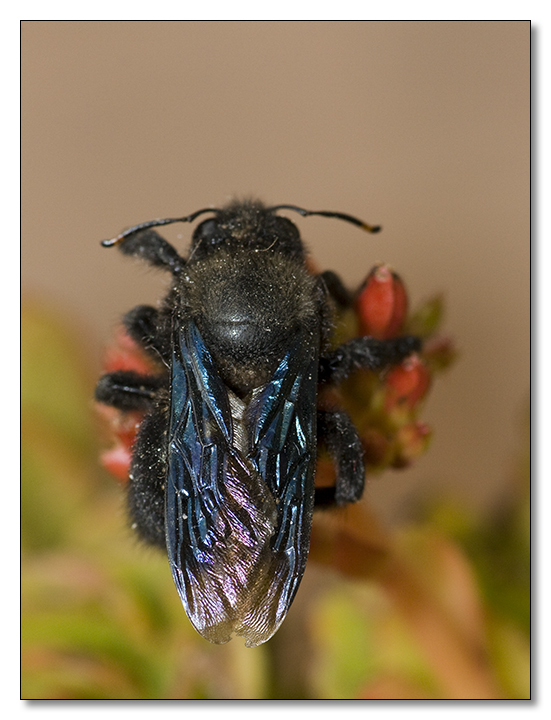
[165,320,318,646]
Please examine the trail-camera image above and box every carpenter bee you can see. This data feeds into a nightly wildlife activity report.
[95,199,420,647]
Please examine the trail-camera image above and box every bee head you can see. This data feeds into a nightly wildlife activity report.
[189,200,304,262]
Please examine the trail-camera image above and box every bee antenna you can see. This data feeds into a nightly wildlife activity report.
[101,207,220,247]
[268,204,381,234]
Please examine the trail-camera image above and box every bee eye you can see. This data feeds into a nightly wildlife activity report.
[195,218,219,241]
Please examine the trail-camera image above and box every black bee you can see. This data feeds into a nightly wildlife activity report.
[95,200,420,647]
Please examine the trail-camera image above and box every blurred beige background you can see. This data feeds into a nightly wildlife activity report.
[21,20,529,524]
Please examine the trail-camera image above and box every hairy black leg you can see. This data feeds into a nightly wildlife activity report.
[319,270,353,308]
[319,335,421,384]
[95,368,167,547]
[127,405,168,548]
[95,370,162,411]
[117,229,185,273]
[123,305,171,365]
[315,410,365,507]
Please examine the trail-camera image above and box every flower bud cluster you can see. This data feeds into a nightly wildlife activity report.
[96,328,155,482]
[318,263,454,480]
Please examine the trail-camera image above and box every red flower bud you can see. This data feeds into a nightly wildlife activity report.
[97,325,153,482]
[96,403,143,482]
[355,265,408,339]
[100,443,133,482]
[103,326,156,375]
[384,354,431,411]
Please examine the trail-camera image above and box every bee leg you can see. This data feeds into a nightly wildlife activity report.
[95,370,166,547]
[315,410,365,507]
[319,270,353,308]
[319,335,421,384]
[123,305,171,364]
[95,370,161,411]
[116,229,185,274]
[127,406,168,549]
